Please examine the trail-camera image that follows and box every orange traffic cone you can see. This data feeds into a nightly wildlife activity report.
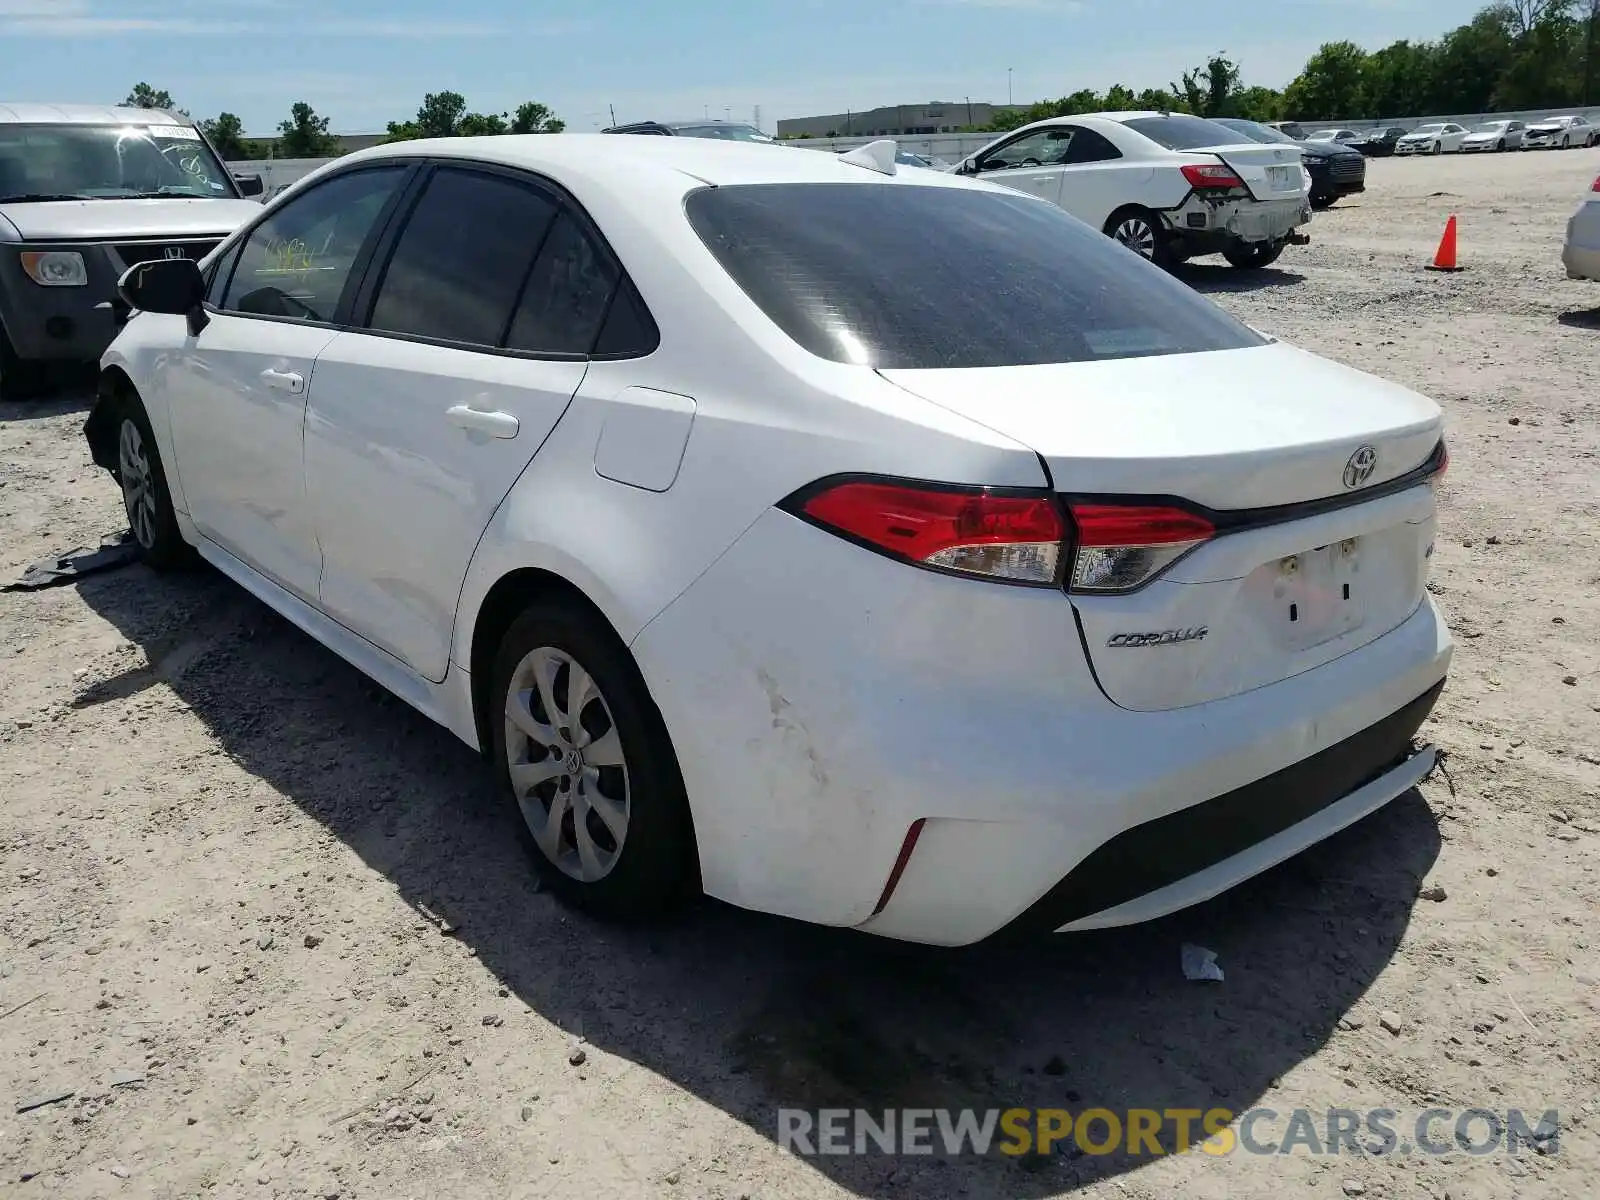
[1426,215,1463,272]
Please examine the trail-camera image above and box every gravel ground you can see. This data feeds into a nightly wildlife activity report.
[1,147,1598,1200]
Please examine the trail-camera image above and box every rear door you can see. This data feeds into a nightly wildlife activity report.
[303,164,624,682]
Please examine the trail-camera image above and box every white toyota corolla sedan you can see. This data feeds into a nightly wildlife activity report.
[85,134,1452,947]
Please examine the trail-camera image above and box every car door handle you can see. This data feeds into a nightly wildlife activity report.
[446,404,519,439]
[260,368,305,394]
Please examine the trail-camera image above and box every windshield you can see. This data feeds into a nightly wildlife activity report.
[1214,119,1295,145]
[1308,130,1338,140]
[1121,114,1257,150]
[1473,123,1506,133]
[0,122,234,202]
[1412,124,1446,134]
[671,123,777,144]
[685,182,1264,369]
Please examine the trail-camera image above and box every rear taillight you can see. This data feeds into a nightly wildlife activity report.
[1066,504,1215,593]
[1181,163,1245,190]
[788,479,1065,584]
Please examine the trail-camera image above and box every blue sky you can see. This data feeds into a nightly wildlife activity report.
[1,0,1477,135]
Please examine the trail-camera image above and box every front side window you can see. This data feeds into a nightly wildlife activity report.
[222,167,406,322]
[367,167,559,347]
[0,122,235,202]
[686,183,1264,370]
[981,128,1073,170]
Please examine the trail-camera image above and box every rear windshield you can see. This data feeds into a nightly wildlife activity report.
[1121,114,1250,150]
[684,183,1265,369]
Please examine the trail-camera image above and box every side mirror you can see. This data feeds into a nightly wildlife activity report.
[117,258,209,337]
[959,157,980,175]
[232,172,265,198]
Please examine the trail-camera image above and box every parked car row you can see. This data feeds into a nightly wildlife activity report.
[1270,115,1597,156]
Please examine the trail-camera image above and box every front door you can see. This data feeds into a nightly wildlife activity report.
[975,127,1073,207]
[163,165,411,600]
[304,165,632,682]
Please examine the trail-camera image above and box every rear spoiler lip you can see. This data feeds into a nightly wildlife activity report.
[1054,437,1447,539]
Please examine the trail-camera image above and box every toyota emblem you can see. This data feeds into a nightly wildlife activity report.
[1343,444,1379,489]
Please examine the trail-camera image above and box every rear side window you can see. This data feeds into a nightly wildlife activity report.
[685,183,1263,369]
[368,167,557,347]
[503,212,619,355]
[1121,115,1248,150]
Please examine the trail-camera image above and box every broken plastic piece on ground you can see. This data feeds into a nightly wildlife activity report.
[1181,942,1225,982]
[3,530,137,592]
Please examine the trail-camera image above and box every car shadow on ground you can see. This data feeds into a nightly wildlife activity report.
[1178,263,1307,295]
[0,372,97,422]
[1556,306,1600,330]
[75,563,1441,1196]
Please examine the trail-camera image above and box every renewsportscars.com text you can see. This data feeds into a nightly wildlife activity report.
[778,1107,1561,1159]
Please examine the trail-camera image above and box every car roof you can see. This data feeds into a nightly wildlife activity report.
[335,133,979,193]
[0,102,193,126]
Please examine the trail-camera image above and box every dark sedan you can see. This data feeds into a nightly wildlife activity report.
[1212,118,1366,210]
[1351,127,1409,157]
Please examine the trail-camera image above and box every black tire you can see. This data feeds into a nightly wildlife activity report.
[1496,140,1506,152]
[1310,192,1336,211]
[490,600,697,919]
[110,390,192,569]
[1223,239,1286,270]
[1431,141,1441,156]
[1103,206,1174,270]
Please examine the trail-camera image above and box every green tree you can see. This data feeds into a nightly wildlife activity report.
[1283,41,1370,120]
[199,112,252,160]
[1174,53,1243,117]
[123,82,178,111]
[458,111,509,136]
[1361,40,1438,118]
[277,102,339,158]
[1431,9,1519,109]
[1102,84,1139,110]
[414,91,469,137]
[510,101,565,134]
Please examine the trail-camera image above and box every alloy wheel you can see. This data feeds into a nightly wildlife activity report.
[118,418,159,549]
[1112,216,1157,260]
[503,646,631,883]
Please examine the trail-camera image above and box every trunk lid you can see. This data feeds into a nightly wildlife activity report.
[1197,143,1307,202]
[880,343,1444,711]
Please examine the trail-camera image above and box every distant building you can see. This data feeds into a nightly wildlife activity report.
[776,102,1014,139]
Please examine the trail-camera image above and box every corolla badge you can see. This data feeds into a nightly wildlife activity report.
[1343,444,1379,490]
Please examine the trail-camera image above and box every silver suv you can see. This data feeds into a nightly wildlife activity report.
[0,103,265,399]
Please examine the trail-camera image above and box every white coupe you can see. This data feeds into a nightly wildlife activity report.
[86,134,1452,947]
[956,111,1312,270]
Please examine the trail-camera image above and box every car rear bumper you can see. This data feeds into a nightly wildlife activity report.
[633,506,1453,946]
[1563,210,1600,279]
[1012,682,1441,935]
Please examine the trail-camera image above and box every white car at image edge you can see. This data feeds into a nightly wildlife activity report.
[1522,115,1596,149]
[956,112,1312,270]
[86,134,1452,947]
[1395,122,1469,154]
[1563,171,1600,280]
